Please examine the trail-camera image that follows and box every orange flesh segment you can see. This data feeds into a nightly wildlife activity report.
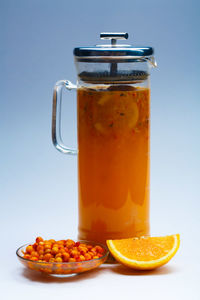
[111,236,176,261]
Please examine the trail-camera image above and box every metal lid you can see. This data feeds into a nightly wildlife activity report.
[74,33,155,83]
[74,32,154,60]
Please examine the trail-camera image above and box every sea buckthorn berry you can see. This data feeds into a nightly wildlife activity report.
[79,243,87,248]
[37,245,44,252]
[57,240,64,245]
[70,250,80,258]
[51,247,59,255]
[79,255,86,261]
[55,257,63,262]
[43,253,52,262]
[55,253,62,258]
[31,257,38,261]
[49,258,55,262]
[76,257,81,262]
[44,244,51,250]
[59,248,66,254]
[44,248,51,254]
[38,250,44,256]
[26,245,33,254]
[22,238,104,264]
[84,253,92,261]
[46,240,53,244]
[78,246,88,254]
[91,248,97,255]
[58,246,64,251]
[68,258,76,262]
[86,245,93,250]
[88,251,94,258]
[66,239,75,248]
[30,251,39,257]
[74,246,78,251]
[36,237,43,243]
[62,252,70,262]
[95,246,104,254]
[32,243,38,250]
[48,239,55,244]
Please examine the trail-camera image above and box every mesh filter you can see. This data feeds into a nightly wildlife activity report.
[78,70,148,84]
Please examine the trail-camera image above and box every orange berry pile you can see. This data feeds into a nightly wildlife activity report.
[23,237,105,263]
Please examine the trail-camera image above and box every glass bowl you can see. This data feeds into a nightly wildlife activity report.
[16,241,109,276]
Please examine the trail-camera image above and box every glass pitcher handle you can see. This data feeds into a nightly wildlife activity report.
[52,80,77,155]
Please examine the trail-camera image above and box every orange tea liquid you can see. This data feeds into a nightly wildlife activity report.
[77,85,150,244]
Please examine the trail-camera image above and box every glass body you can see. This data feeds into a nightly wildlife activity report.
[52,55,154,245]
[77,81,150,244]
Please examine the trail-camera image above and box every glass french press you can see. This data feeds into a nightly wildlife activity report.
[52,32,156,244]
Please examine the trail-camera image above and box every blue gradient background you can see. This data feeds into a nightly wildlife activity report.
[1,0,200,299]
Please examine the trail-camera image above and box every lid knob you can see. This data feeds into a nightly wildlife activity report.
[100,32,128,46]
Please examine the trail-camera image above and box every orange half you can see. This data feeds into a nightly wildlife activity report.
[106,234,180,270]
